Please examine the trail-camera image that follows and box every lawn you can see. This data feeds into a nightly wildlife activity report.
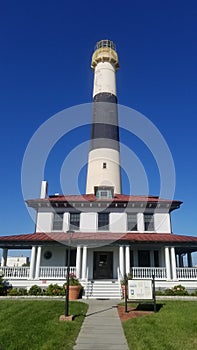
[0,300,88,350]
[122,301,197,350]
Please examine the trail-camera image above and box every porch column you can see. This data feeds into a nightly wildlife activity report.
[119,246,124,278]
[170,247,177,280]
[81,246,87,280]
[76,246,81,278]
[1,248,8,266]
[187,253,193,267]
[165,247,171,280]
[125,246,130,275]
[35,246,42,279]
[29,246,37,279]
[150,250,154,267]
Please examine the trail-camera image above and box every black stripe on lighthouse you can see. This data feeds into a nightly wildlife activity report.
[90,92,120,151]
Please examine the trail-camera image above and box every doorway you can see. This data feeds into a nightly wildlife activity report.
[93,252,113,279]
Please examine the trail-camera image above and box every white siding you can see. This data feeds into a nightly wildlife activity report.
[154,213,171,233]
[80,213,97,232]
[41,246,66,266]
[110,213,127,232]
[36,211,53,232]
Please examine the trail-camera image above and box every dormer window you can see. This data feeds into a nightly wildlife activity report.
[95,186,114,199]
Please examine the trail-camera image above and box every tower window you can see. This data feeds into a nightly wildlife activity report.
[52,212,63,231]
[144,214,154,231]
[95,186,114,199]
[98,213,109,231]
[127,213,137,231]
[103,162,107,169]
[70,213,80,231]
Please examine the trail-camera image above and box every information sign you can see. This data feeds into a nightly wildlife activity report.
[128,279,153,300]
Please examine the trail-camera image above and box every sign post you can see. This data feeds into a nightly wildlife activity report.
[124,273,128,313]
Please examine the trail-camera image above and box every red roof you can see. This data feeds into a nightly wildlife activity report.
[0,232,197,244]
[27,194,181,203]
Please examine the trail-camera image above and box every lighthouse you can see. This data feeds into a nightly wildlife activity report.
[86,40,122,196]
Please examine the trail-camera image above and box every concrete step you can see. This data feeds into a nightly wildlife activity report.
[84,280,122,299]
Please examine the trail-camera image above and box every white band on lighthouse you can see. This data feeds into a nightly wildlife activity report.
[93,61,117,97]
[86,40,122,195]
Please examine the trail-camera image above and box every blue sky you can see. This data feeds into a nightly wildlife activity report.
[0,0,197,247]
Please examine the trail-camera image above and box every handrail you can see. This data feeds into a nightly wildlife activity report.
[85,266,89,299]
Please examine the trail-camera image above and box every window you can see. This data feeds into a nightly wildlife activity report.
[70,213,80,231]
[103,162,107,169]
[127,213,137,231]
[144,214,154,231]
[44,251,52,260]
[52,212,63,231]
[98,212,109,231]
[95,186,114,199]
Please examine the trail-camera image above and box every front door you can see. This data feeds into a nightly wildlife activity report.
[93,252,113,279]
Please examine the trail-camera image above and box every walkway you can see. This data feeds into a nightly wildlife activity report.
[73,299,129,350]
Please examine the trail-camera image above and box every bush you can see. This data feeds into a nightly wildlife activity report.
[8,288,19,296]
[155,289,164,296]
[0,274,11,295]
[18,288,28,296]
[164,288,175,296]
[28,285,42,296]
[46,284,64,296]
[172,285,188,296]
[163,285,189,296]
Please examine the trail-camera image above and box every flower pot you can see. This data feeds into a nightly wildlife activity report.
[65,285,81,300]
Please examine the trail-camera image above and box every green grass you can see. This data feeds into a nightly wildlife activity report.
[123,301,197,350]
[0,300,88,350]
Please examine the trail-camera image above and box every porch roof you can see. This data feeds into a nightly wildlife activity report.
[26,194,182,211]
[0,232,197,250]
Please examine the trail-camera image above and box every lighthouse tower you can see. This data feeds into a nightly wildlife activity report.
[86,40,122,196]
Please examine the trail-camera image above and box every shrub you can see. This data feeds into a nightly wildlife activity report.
[172,285,188,296]
[28,285,42,296]
[164,285,189,296]
[0,273,11,295]
[18,288,28,296]
[46,284,64,296]
[155,289,164,296]
[164,288,175,296]
[8,288,19,296]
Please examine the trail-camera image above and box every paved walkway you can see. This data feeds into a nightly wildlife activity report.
[73,299,129,350]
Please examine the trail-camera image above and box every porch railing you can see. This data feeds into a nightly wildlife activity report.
[39,266,76,279]
[131,267,167,279]
[1,266,30,279]
[177,268,197,280]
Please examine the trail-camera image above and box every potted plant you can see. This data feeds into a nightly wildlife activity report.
[64,273,82,300]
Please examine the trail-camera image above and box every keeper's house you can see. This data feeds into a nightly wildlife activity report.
[1,40,197,298]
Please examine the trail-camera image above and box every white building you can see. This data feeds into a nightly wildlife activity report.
[2,256,29,267]
[0,40,197,298]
